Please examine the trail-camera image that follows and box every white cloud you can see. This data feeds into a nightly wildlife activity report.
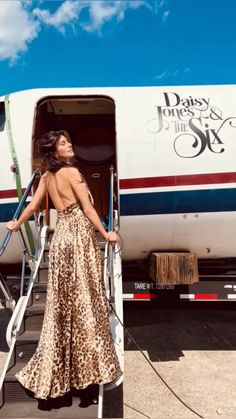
[154,68,190,80]
[162,10,170,23]
[153,0,170,22]
[34,1,151,34]
[33,1,83,34]
[154,0,165,14]
[0,0,164,65]
[80,1,127,33]
[88,1,152,32]
[0,1,39,64]
[154,71,167,80]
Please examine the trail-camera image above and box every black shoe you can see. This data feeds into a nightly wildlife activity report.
[78,384,99,408]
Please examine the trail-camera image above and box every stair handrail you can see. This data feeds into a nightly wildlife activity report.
[108,165,114,232]
[103,172,124,390]
[106,165,116,298]
[0,170,39,258]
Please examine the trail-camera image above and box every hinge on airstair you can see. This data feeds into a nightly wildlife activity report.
[0,272,16,310]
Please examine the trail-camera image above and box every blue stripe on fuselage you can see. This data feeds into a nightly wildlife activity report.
[1,188,236,221]
[120,188,236,216]
[0,203,19,222]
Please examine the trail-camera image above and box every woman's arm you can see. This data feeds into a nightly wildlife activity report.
[67,167,116,241]
[6,176,47,231]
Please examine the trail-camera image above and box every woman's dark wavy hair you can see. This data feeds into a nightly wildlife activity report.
[37,130,78,173]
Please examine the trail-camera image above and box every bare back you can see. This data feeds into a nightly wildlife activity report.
[44,168,81,211]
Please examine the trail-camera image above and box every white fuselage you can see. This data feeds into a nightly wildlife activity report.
[1,85,236,263]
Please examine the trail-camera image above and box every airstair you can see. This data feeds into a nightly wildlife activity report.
[0,169,124,418]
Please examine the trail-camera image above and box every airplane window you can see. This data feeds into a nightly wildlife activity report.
[0,102,5,132]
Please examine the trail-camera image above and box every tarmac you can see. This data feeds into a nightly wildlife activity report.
[123,301,236,418]
[1,301,236,418]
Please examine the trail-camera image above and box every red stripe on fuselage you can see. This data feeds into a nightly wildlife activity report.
[0,188,28,199]
[119,172,236,189]
[2,172,236,197]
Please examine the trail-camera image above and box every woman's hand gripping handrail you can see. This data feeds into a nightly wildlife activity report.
[0,170,40,257]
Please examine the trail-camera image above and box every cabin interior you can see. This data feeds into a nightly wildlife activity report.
[32,96,118,224]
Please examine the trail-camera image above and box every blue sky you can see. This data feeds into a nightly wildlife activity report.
[0,0,236,95]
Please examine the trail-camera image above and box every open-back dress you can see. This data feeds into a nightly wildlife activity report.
[15,179,122,399]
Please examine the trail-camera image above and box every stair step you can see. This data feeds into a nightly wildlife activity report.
[0,403,98,418]
[15,330,41,362]
[4,363,36,403]
[31,283,47,305]
[103,383,123,418]
[24,304,45,331]
[0,397,99,418]
[38,269,48,283]
[6,361,27,381]
[2,362,99,417]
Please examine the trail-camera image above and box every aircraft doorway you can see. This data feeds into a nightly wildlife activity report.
[32,95,118,225]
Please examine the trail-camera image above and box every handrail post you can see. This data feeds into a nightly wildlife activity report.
[20,250,27,298]
[109,165,114,232]
[107,165,115,301]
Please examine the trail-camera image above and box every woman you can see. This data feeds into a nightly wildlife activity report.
[6,130,122,400]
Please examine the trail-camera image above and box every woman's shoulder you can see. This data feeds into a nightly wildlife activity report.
[39,171,50,184]
[41,170,49,179]
[57,166,84,181]
[57,166,79,175]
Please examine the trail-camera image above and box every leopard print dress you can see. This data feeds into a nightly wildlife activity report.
[15,182,122,399]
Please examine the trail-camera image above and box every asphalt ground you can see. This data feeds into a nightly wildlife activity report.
[123,301,236,418]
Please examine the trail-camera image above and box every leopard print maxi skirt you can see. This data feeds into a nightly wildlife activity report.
[15,203,122,399]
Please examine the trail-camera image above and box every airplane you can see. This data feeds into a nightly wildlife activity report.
[1,85,236,301]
